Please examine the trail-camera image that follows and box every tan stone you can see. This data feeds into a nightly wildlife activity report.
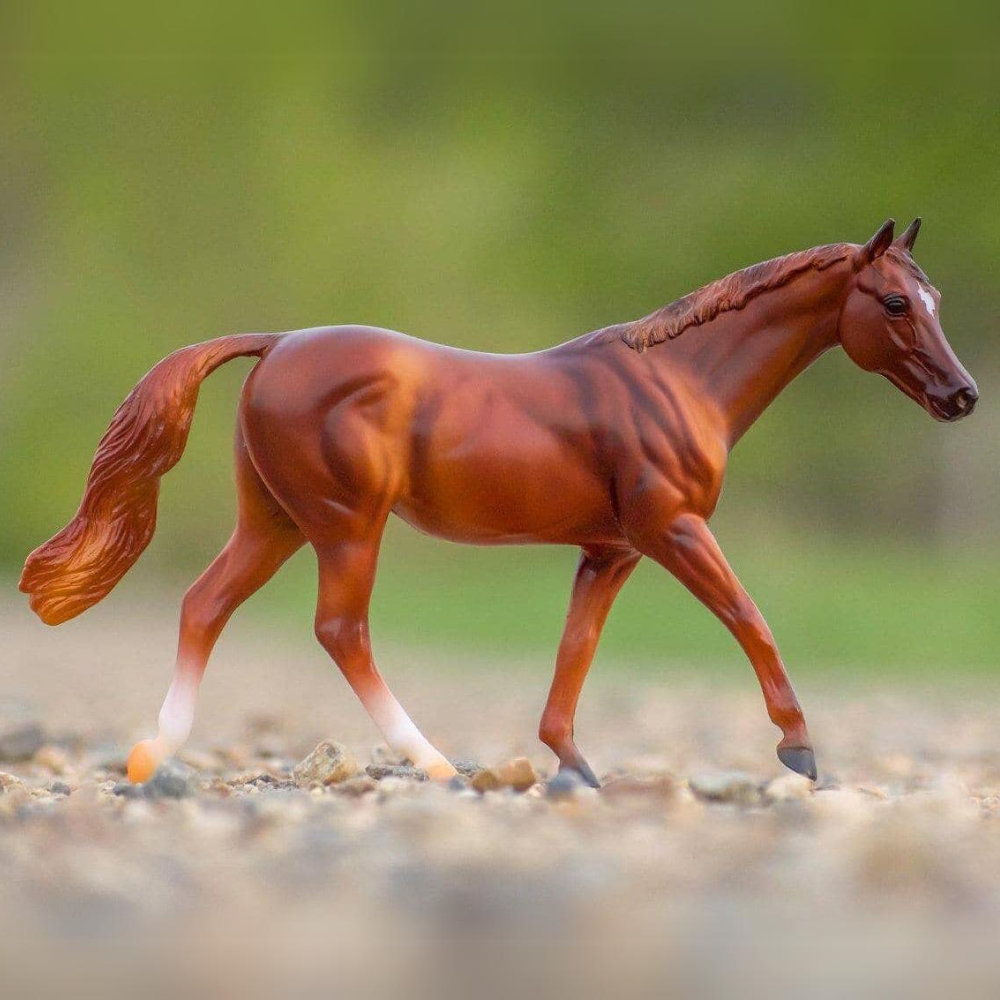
[471,767,502,793]
[293,740,360,787]
[496,757,538,792]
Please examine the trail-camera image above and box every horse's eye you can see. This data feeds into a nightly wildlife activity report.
[883,295,907,316]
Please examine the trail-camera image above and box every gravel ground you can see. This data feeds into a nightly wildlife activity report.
[3,596,1000,998]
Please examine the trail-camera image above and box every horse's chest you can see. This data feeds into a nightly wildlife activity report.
[627,400,728,515]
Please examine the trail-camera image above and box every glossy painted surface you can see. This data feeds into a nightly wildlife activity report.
[21,220,978,785]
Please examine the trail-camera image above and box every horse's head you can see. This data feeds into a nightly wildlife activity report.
[839,218,978,422]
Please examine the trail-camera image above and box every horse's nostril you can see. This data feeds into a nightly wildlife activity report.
[950,386,979,418]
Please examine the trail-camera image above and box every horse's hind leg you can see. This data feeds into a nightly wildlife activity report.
[311,527,457,780]
[127,435,304,782]
[240,379,455,779]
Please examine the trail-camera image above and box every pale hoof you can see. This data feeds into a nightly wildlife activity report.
[127,739,161,784]
[425,759,459,781]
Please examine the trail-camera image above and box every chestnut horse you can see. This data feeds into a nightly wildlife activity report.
[21,219,978,786]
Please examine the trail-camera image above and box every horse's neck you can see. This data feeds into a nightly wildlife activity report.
[674,264,851,445]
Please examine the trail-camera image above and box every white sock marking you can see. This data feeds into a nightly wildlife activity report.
[370,690,450,771]
[156,673,199,752]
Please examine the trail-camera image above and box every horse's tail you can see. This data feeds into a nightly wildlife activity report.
[20,333,281,625]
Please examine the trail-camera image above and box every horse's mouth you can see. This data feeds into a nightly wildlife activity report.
[926,397,955,422]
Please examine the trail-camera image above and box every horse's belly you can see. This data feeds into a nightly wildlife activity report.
[394,444,620,546]
[392,493,617,545]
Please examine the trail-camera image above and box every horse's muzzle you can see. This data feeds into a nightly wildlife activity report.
[944,385,979,421]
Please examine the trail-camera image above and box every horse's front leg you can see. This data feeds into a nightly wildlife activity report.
[539,546,641,787]
[635,512,816,780]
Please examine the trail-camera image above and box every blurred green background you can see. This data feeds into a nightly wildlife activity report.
[1,23,996,675]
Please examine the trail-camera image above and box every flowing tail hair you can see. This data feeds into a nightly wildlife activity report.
[20,333,281,625]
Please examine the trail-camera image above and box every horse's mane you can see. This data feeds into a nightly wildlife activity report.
[619,242,855,353]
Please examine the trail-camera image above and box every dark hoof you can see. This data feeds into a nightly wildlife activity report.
[777,746,817,781]
[559,760,601,789]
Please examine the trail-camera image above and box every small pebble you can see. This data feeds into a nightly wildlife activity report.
[293,741,360,787]
[546,770,586,801]
[688,771,764,807]
[365,763,428,782]
[496,757,538,792]
[143,760,200,799]
[471,767,502,793]
[452,759,487,778]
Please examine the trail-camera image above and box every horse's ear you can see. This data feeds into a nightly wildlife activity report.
[893,217,921,253]
[859,219,895,264]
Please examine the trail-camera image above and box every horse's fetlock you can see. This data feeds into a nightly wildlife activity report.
[539,717,569,751]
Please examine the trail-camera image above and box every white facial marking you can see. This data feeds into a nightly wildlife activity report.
[917,286,936,316]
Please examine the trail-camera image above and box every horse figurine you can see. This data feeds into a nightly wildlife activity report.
[21,218,978,786]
